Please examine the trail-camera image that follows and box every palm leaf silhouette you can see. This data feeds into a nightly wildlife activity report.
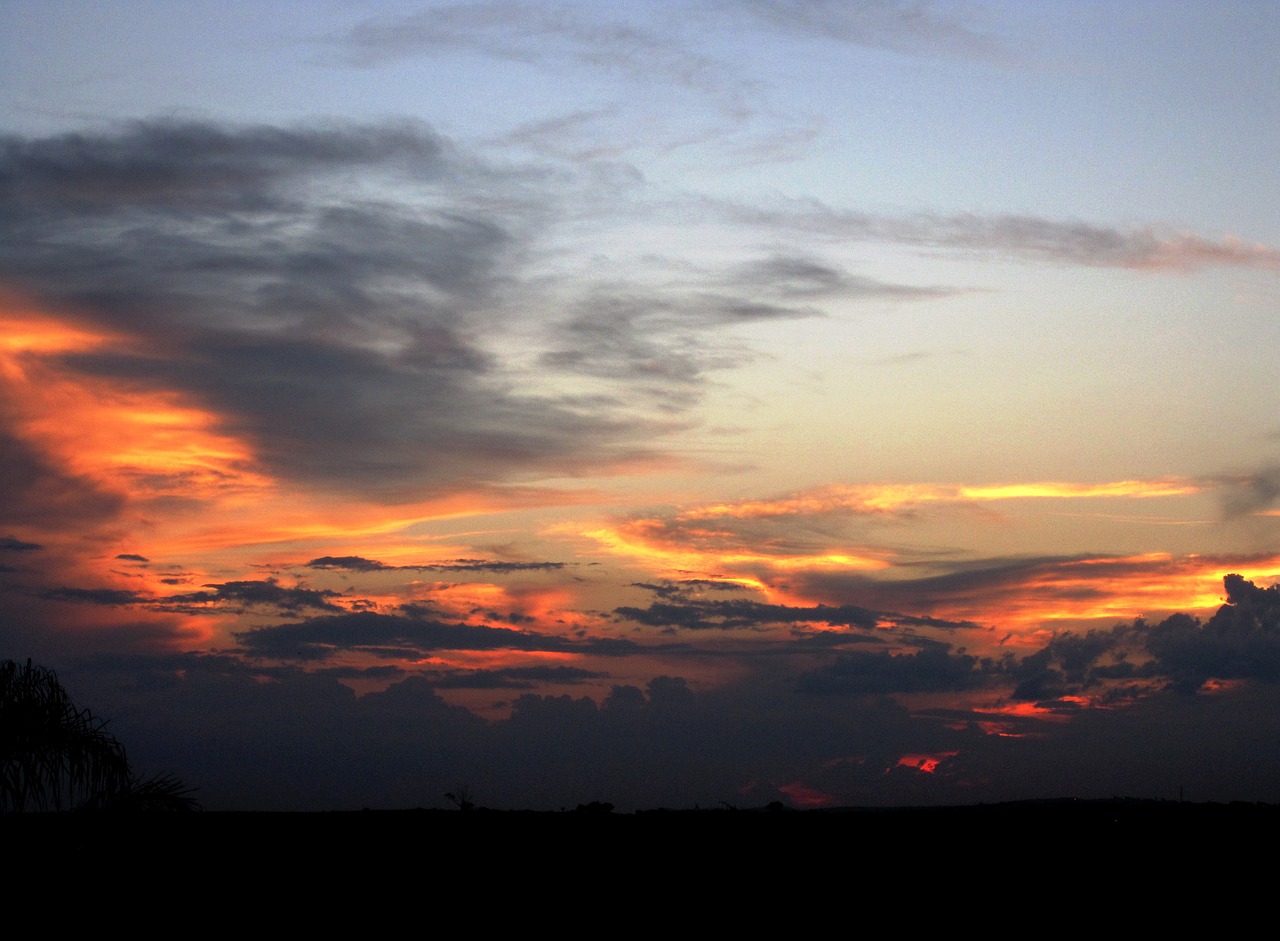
[1,659,197,812]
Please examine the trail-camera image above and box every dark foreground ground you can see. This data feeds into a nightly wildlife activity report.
[10,798,1276,876]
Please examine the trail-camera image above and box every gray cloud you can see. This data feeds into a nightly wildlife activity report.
[718,200,1280,272]
[335,1,730,97]
[730,254,959,301]
[163,580,346,616]
[233,611,638,661]
[0,430,124,530]
[306,555,565,574]
[429,665,606,689]
[615,592,980,633]
[796,642,983,695]
[0,119,680,500]
[792,552,1250,620]
[1145,574,1280,692]
[40,587,147,606]
[36,578,348,617]
[1,536,43,552]
[41,575,1280,811]
[734,0,1015,62]
[1218,466,1280,518]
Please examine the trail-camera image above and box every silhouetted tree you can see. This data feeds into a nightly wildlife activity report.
[445,786,475,811]
[0,659,198,812]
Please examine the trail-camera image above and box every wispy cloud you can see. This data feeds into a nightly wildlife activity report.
[733,0,1016,63]
[718,200,1280,272]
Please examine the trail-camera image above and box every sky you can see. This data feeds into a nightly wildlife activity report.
[3,0,1280,811]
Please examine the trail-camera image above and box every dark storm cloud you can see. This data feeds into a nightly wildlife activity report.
[0,119,678,499]
[615,594,980,633]
[1144,575,1280,691]
[1008,623,1145,702]
[796,643,982,695]
[41,576,1280,812]
[63,643,1280,811]
[1,536,43,552]
[307,556,394,572]
[115,554,149,562]
[998,576,1280,700]
[40,587,148,606]
[429,665,605,689]
[233,611,638,661]
[163,580,346,615]
[36,579,347,616]
[306,555,566,573]
[628,578,746,601]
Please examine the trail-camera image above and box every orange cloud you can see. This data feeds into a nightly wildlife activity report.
[578,518,890,588]
[2,305,272,507]
[682,478,1203,520]
[1132,232,1280,272]
[915,554,1280,634]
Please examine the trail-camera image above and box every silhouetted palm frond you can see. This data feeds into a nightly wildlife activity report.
[1,659,197,812]
[88,772,201,813]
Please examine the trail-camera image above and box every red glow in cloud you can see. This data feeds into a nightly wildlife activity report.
[895,752,958,774]
[777,781,833,807]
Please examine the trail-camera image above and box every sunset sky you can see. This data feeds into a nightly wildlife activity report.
[4,1,1280,811]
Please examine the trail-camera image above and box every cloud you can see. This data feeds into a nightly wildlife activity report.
[0,428,125,529]
[1218,466,1280,517]
[334,1,729,96]
[334,1,1013,88]
[538,256,951,394]
[1144,574,1280,692]
[615,595,977,633]
[42,576,1280,811]
[718,200,1280,273]
[729,254,959,301]
[40,587,148,606]
[36,578,348,616]
[429,665,606,689]
[1,536,43,552]
[232,611,638,661]
[306,555,566,574]
[0,119,681,501]
[735,0,1015,62]
[985,575,1280,700]
[793,551,1258,629]
[796,643,983,695]
[163,580,346,615]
